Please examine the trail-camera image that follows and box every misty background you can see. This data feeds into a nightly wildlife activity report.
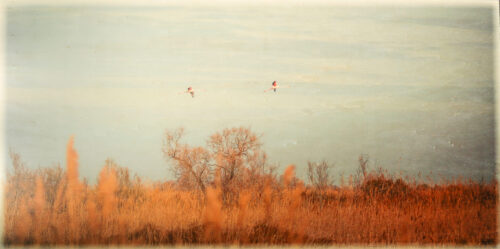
[5,6,495,182]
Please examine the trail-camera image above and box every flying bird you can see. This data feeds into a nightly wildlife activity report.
[178,86,197,98]
[186,86,195,98]
[264,81,289,93]
[264,81,279,93]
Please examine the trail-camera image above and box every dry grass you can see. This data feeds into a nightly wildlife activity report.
[3,137,497,246]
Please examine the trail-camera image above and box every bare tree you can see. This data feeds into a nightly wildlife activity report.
[163,127,274,199]
[207,127,264,193]
[163,128,211,192]
[307,160,333,190]
[355,154,369,186]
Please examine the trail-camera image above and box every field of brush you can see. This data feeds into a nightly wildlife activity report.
[4,136,497,246]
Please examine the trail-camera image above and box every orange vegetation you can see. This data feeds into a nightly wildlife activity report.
[4,132,497,246]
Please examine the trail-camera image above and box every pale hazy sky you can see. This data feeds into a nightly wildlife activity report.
[5,5,495,182]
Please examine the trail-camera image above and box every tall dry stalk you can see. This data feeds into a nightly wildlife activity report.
[237,191,251,228]
[236,190,251,243]
[97,166,118,218]
[66,136,80,192]
[288,181,305,243]
[263,180,273,222]
[12,199,31,244]
[97,165,118,240]
[283,165,296,187]
[85,194,99,243]
[203,186,222,243]
[64,136,83,244]
[32,176,46,244]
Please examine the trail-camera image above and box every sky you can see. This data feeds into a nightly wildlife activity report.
[4,5,496,183]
